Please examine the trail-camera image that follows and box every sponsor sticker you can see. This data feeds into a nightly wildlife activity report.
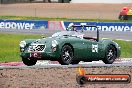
[76,67,131,85]
[92,44,98,53]
[0,22,34,29]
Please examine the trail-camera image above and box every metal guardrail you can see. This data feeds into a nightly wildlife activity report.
[0,0,70,4]
[0,0,30,4]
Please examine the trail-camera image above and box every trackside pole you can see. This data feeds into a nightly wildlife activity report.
[97,28,99,42]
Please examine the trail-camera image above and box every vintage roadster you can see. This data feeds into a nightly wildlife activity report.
[19,25,120,66]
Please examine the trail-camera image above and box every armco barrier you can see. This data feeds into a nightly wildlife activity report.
[0,20,48,30]
[61,22,132,32]
[71,0,132,3]
[0,20,132,32]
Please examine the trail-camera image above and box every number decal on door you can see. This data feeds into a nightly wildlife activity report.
[92,44,98,53]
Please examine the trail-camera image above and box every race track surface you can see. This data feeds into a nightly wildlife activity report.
[1,59,132,88]
[0,66,132,88]
[0,58,132,69]
[0,29,132,41]
[0,3,132,20]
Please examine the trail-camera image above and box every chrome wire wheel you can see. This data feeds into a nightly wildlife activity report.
[59,45,73,65]
[107,49,114,61]
[103,45,116,64]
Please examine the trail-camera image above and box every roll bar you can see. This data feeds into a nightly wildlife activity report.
[67,25,99,42]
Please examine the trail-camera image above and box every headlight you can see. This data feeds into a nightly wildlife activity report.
[52,40,58,47]
[19,41,26,48]
[52,40,58,52]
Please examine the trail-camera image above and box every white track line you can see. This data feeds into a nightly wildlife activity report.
[35,58,132,65]
[102,38,132,41]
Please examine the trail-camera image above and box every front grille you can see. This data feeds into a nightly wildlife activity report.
[28,44,46,52]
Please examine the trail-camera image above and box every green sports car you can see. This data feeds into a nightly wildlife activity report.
[19,25,121,66]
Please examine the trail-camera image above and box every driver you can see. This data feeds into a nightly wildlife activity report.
[66,23,77,31]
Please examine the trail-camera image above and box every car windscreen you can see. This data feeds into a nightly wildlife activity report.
[52,31,84,38]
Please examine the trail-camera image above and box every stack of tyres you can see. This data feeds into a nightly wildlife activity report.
[58,0,70,3]
[119,7,132,20]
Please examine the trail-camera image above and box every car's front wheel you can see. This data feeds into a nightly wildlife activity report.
[22,57,37,66]
[103,45,117,64]
[59,45,74,65]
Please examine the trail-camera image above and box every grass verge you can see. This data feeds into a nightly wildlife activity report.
[0,33,131,62]
[0,33,40,62]
[114,40,132,58]
[0,16,132,22]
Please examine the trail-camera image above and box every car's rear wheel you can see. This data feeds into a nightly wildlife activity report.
[103,45,117,64]
[22,57,37,66]
[59,45,73,65]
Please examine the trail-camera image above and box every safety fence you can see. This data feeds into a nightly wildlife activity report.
[0,20,132,32]
[0,0,70,4]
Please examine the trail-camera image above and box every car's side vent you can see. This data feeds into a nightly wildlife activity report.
[28,44,46,52]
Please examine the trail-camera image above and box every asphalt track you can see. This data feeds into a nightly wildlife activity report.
[0,58,132,69]
[0,3,132,20]
[0,29,132,41]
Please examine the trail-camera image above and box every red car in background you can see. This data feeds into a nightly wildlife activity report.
[119,7,132,20]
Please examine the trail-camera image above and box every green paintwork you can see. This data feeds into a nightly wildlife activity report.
[20,31,121,63]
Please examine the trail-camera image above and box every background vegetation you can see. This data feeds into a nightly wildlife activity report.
[0,16,132,22]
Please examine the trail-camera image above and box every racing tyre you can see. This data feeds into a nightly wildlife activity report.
[103,45,117,64]
[59,45,73,65]
[119,15,127,20]
[22,57,37,66]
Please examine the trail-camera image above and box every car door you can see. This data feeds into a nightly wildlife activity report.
[86,40,104,59]
[73,39,88,59]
